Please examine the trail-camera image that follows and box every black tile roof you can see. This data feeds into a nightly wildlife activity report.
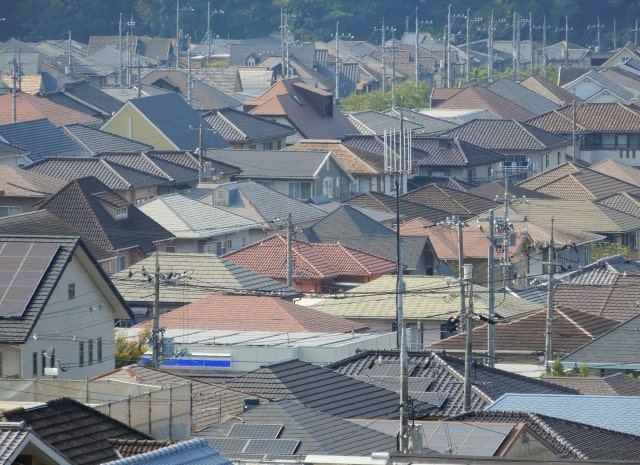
[0,119,87,162]
[61,80,124,115]
[62,124,152,155]
[205,108,294,143]
[1,397,152,465]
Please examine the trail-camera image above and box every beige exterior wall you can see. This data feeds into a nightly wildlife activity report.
[102,106,176,150]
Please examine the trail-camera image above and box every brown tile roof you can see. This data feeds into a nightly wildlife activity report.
[0,93,100,127]
[401,183,496,217]
[553,275,640,322]
[140,293,368,333]
[285,140,381,175]
[427,306,619,354]
[2,75,42,95]
[520,75,584,106]
[430,87,464,107]
[108,439,172,458]
[527,102,640,133]
[0,165,66,197]
[343,191,449,223]
[433,84,535,120]
[223,234,396,280]
[517,162,582,190]
[590,159,640,187]
[545,372,640,396]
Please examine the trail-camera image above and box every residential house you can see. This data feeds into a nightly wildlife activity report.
[0,421,74,465]
[427,306,619,374]
[343,190,450,223]
[383,108,460,135]
[198,180,326,229]
[442,119,570,180]
[546,41,591,69]
[0,236,133,380]
[520,74,585,106]
[59,80,125,119]
[101,93,230,151]
[526,102,640,166]
[37,177,173,273]
[486,393,640,436]
[561,69,634,103]
[307,275,542,343]
[561,313,640,375]
[430,84,536,121]
[401,184,497,220]
[62,124,153,155]
[600,58,640,99]
[0,92,102,127]
[205,148,356,201]
[409,136,506,185]
[485,77,559,116]
[0,166,66,217]
[223,234,397,293]
[467,179,559,201]
[0,119,88,164]
[140,69,241,111]
[204,107,294,150]
[87,35,173,66]
[242,77,359,144]
[195,399,398,461]
[137,193,265,254]
[303,204,438,275]
[590,158,640,187]
[110,252,299,315]
[0,140,29,167]
[1,398,153,465]
[285,139,386,194]
[327,350,577,418]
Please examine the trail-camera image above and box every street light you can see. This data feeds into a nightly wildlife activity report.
[176,0,194,69]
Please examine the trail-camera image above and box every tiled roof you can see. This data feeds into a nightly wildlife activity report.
[517,162,581,190]
[383,108,459,135]
[486,77,559,115]
[545,372,640,396]
[0,139,28,159]
[309,275,542,322]
[190,67,243,96]
[145,293,368,333]
[563,69,634,102]
[427,306,619,355]
[327,351,576,418]
[104,438,232,465]
[110,252,300,306]
[101,152,198,184]
[590,159,640,187]
[0,211,112,262]
[93,365,269,432]
[0,93,101,126]
[61,80,124,115]
[401,184,496,217]
[442,119,569,152]
[204,108,294,143]
[25,157,168,191]
[222,359,434,419]
[468,180,558,200]
[520,74,584,106]
[562,312,640,369]
[486,393,640,436]
[223,234,396,281]
[451,410,640,461]
[346,110,423,135]
[433,84,535,120]
[411,137,507,168]
[285,140,381,175]
[121,93,230,150]
[62,125,152,155]
[38,177,173,255]
[138,193,261,239]
[0,165,66,197]
[527,102,640,133]
[596,191,640,217]
[1,398,153,465]
[0,119,87,162]
[195,399,398,458]
[305,204,394,239]
[343,191,450,223]
[107,439,171,459]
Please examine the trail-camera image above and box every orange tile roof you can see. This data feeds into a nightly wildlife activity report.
[0,93,100,127]
[151,293,368,333]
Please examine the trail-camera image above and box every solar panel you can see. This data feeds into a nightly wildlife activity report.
[0,242,59,318]
[243,439,299,455]
[208,438,249,454]
[228,423,283,439]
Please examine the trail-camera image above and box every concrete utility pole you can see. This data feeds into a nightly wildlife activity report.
[152,247,161,369]
[587,16,604,52]
[286,212,293,287]
[487,11,494,83]
[206,3,224,67]
[463,263,474,412]
[486,210,496,368]
[391,27,397,108]
[544,219,555,371]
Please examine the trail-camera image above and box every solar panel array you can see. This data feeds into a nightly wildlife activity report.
[243,439,299,455]
[228,423,283,439]
[0,242,59,318]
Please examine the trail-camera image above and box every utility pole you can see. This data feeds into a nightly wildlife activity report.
[529,12,533,74]
[486,210,496,368]
[391,28,397,108]
[556,16,571,67]
[544,219,555,372]
[11,49,18,123]
[118,13,123,85]
[375,19,387,93]
[502,176,510,290]
[190,124,216,182]
[487,11,494,83]
[206,3,224,67]
[286,212,293,287]
[463,263,474,412]
[152,247,161,369]
[587,17,604,52]
[335,21,340,105]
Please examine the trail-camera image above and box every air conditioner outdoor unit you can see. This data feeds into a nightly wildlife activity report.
[44,367,59,376]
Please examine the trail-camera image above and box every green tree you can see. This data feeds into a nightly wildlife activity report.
[115,326,150,368]
[340,80,431,112]
[591,242,631,262]
[579,363,589,378]
[549,357,566,376]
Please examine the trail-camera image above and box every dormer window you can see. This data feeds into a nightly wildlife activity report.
[247,56,256,67]
[115,207,128,220]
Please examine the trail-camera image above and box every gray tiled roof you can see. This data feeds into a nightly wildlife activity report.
[204,108,294,142]
[222,359,434,419]
[545,372,640,396]
[39,177,173,255]
[305,204,396,240]
[0,119,87,162]
[343,191,450,223]
[104,438,232,465]
[412,137,507,167]
[487,393,640,436]
[486,77,559,115]
[401,183,497,218]
[383,108,459,135]
[1,398,153,465]
[328,351,576,419]
[125,93,230,150]
[61,80,124,115]
[196,399,399,458]
[101,152,198,185]
[346,110,423,136]
[62,124,152,155]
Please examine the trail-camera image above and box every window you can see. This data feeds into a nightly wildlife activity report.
[115,207,128,219]
[88,339,93,365]
[165,245,176,253]
[41,350,46,376]
[115,255,126,272]
[277,140,282,150]
[79,341,84,367]
[248,144,256,150]
[68,283,76,300]
[616,134,628,148]
[258,180,276,190]
[545,153,550,168]
[323,177,334,198]
[97,337,103,363]
[0,206,22,218]
[261,141,273,150]
[0,352,3,377]
[32,352,38,378]
[557,151,561,164]
[288,181,312,199]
